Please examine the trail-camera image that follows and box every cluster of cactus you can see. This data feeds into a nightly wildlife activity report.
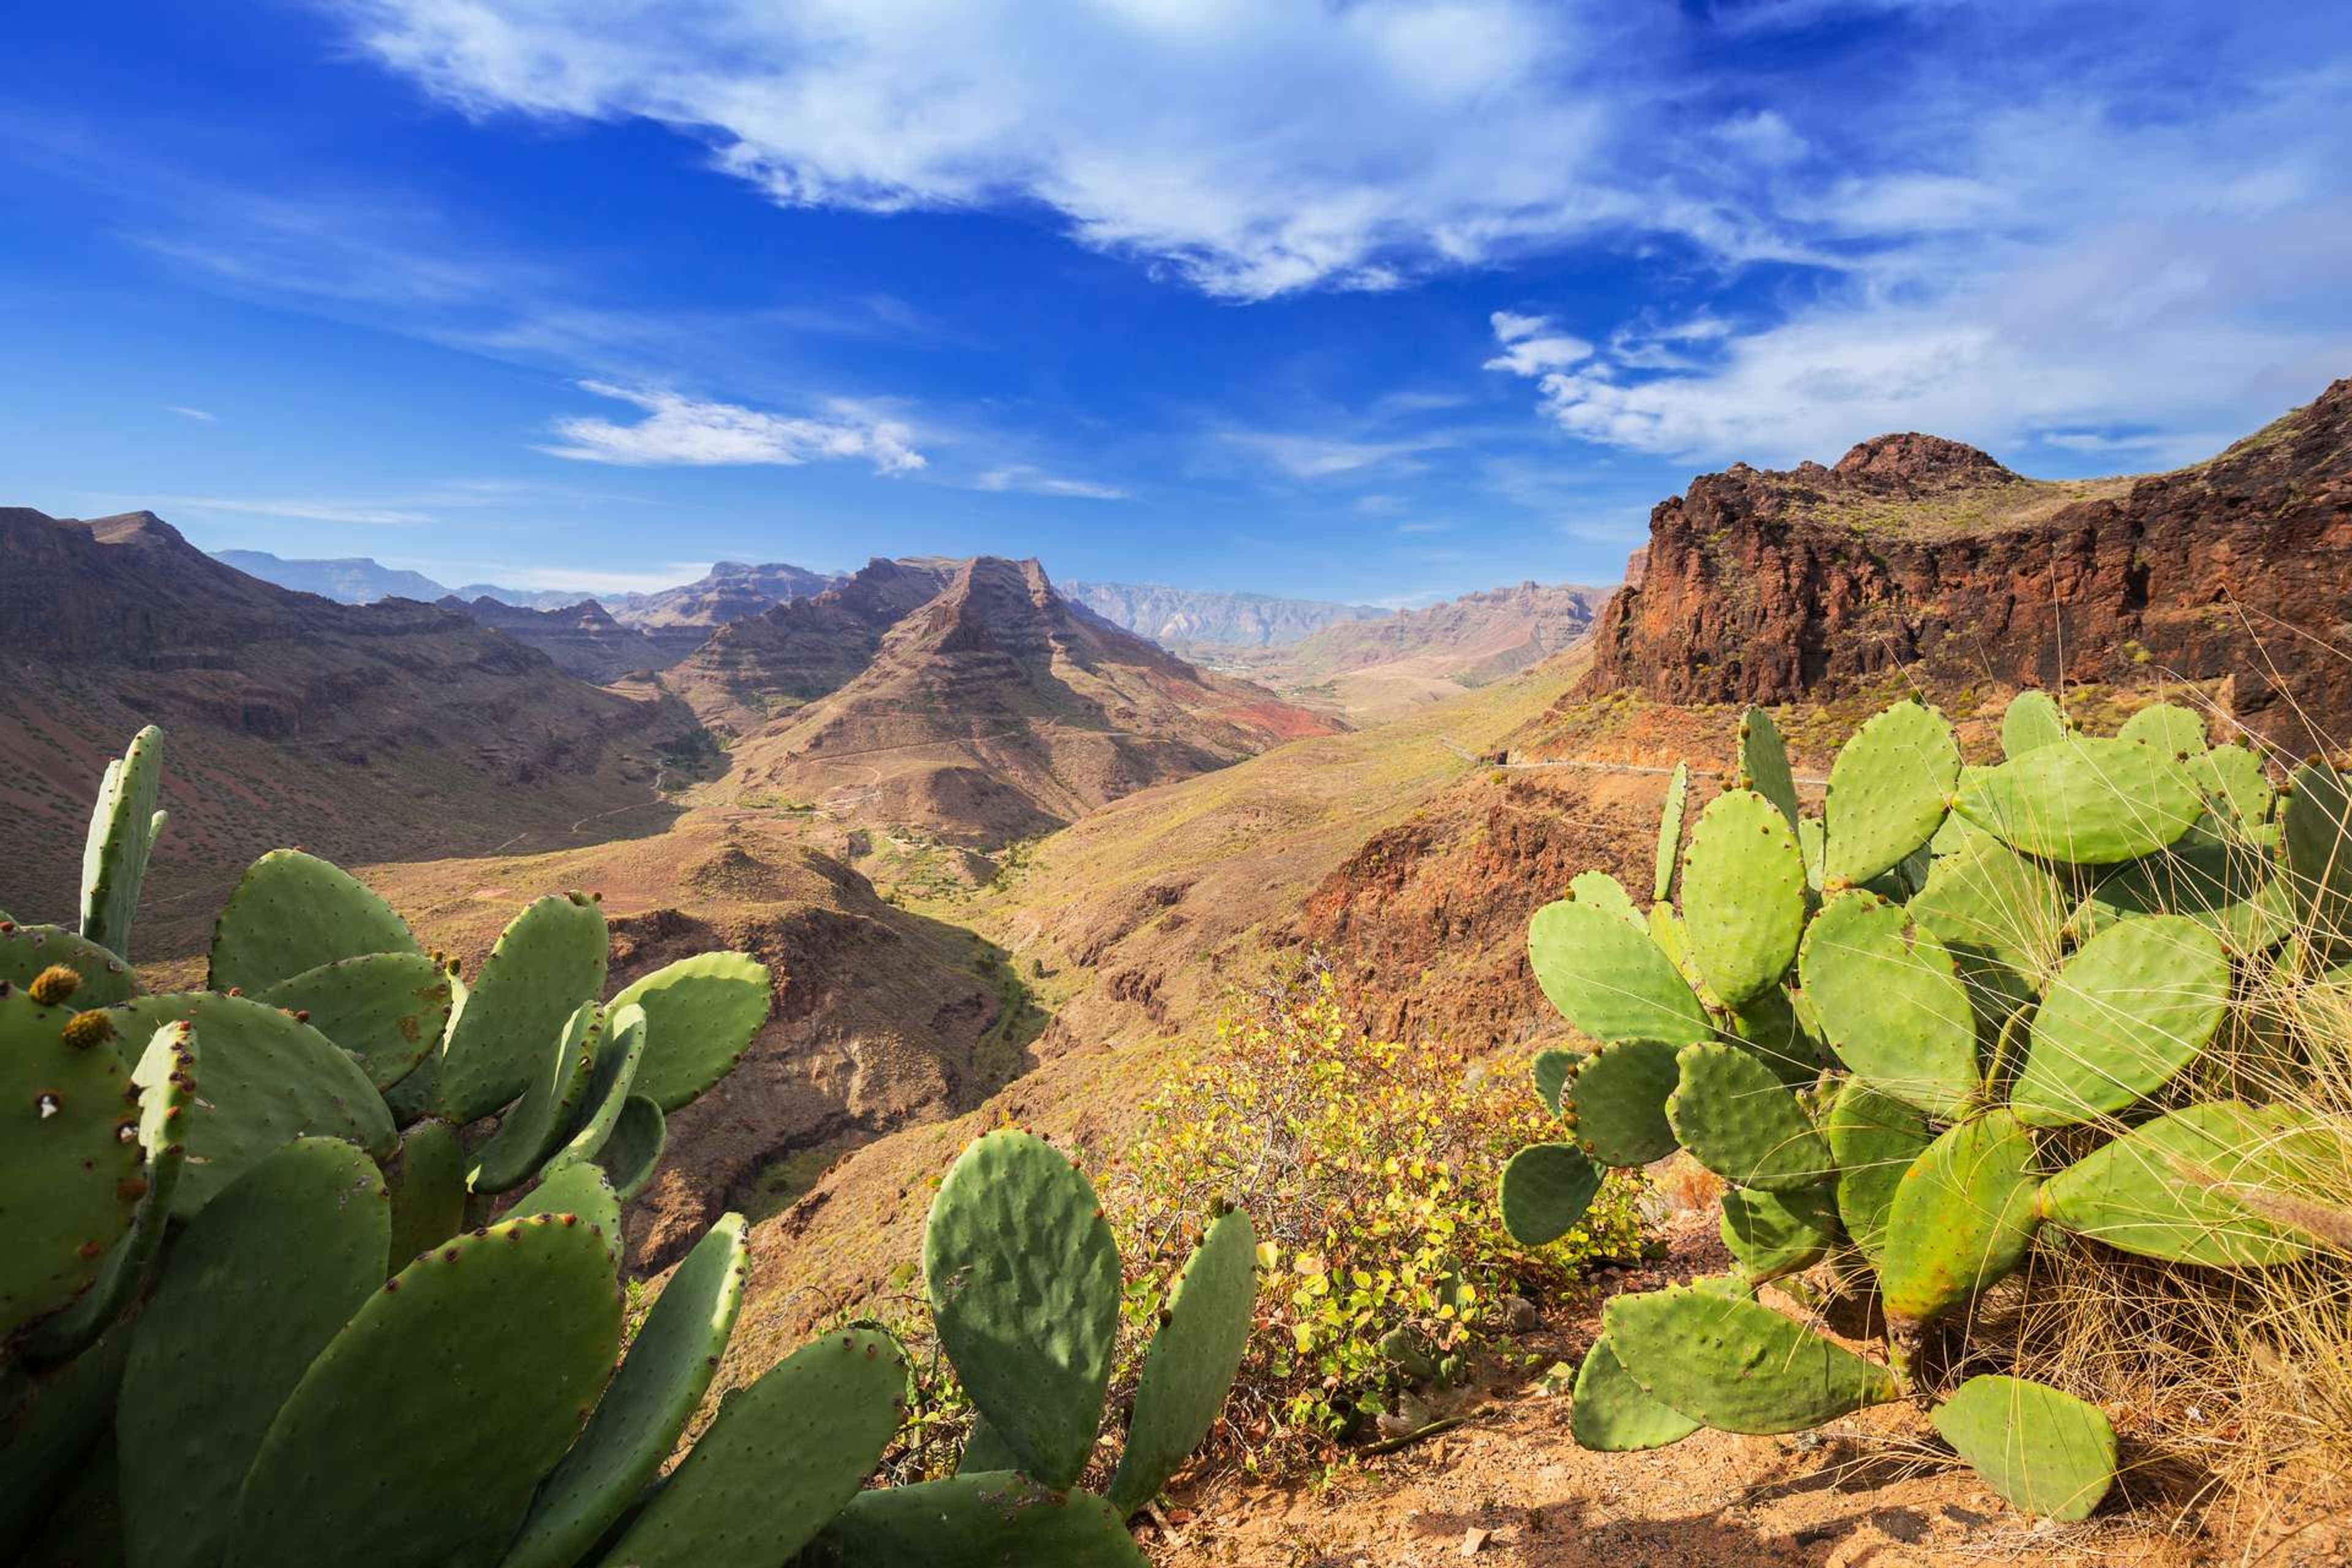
[1,726,932,1567]
[1503,694,2351,1521]
[797,1127,1259,1566]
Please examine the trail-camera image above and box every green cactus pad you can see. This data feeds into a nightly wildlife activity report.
[509,1161,624,1262]
[469,1000,601,1194]
[1528,901,1711,1046]
[807,1472,1147,1568]
[1569,1335,1700,1451]
[1568,869,1643,928]
[1646,901,1701,988]
[0,1327,129,1550]
[19,1439,123,1568]
[435,892,608,1123]
[924,1129,1119,1490]
[0,989,142,1335]
[1531,1047,1575,1115]
[1796,814,1826,892]
[118,1138,389,1568]
[1604,1284,1898,1434]
[598,1096,666,1204]
[2284,764,2352,943]
[1909,835,2067,981]
[79,726,164,963]
[109,992,396,1217]
[1823,1080,1933,1265]
[1108,1207,1258,1517]
[1796,891,1980,1120]
[2000,690,2067,758]
[0,924,141,1008]
[227,1210,622,1568]
[1724,984,1824,1091]
[1880,1110,2042,1322]
[2190,743,2275,831]
[2010,914,2228,1127]
[1499,1142,1604,1245]
[1932,1374,2117,1521]
[541,1002,648,1178]
[1736,705,1802,830]
[2119,701,2209,758]
[956,1413,1023,1476]
[506,1214,750,1568]
[1720,1184,1842,1286]
[1681,789,1808,1007]
[1955,736,2203,865]
[2040,1101,2332,1266]
[605,951,771,1113]
[1561,1038,1681,1167]
[2074,837,2294,957]
[206,848,421,996]
[1665,1043,1831,1193]
[1653,761,1689,903]
[386,1118,468,1270]
[258,952,452,1093]
[1820,701,1960,886]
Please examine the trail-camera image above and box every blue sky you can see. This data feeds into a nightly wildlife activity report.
[4,2,2347,606]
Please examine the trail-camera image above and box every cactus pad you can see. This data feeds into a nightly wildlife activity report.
[924,1129,1120,1490]
[807,1472,1148,1568]
[2284,764,2352,943]
[1908,835,2067,982]
[605,951,772,1112]
[1796,891,1980,1120]
[1719,1184,1842,1285]
[599,1095,666,1204]
[1568,869,1643,928]
[0,989,142,1334]
[206,848,421,996]
[118,1138,388,1568]
[510,1160,624,1260]
[1682,789,1808,1007]
[469,999,601,1194]
[227,1210,622,1568]
[258,952,451,1093]
[1531,1047,1575,1115]
[2011,914,2228,1127]
[1569,1335,1700,1451]
[0,924,141,1008]
[1108,1206,1258,1517]
[78,726,164,962]
[2075,836,2293,957]
[435,891,608,1123]
[1528,900,1711,1046]
[2000,690,2067,758]
[541,1001,647,1178]
[1736,704,1802,830]
[1723,986,1825,1090]
[2119,700,2208,757]
[1499,1142,1604,1245]
[2040,1101,2331,1266]
[1879,1110,2041,1322]
[2191,743,2275,831]
[1653,761,1689,902]
[1665,1043,1831,1193]
[386,1118,467,1270]
[1605,1284,1898,1434]
[1820,700,1959,885]
[1823,1080,1932,1265]
[507,1214,750,1568]
[1932,1374,2116,1521]
[109,992,396,1217]
[1955,736,2203,865]
[1561,1038,1682,1167]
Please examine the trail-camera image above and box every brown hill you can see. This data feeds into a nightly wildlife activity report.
[1584,377,2352,746]
[0,507,689,956]
[442,595,668,682]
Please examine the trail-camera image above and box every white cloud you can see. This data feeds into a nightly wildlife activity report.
[1221,431,1450,480]
[164,405,217,422]
[540,382,925,473]
[140,494,435,525]
[1482,311,1594,376]
[972,466,1127,500]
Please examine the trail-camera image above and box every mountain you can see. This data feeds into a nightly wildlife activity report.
[213,549,451,603]
[448,582,593,611]
[1064,580,1385,649]
[2,508,691,956]
[723,556,1343,845]
[1585,378,2352,746]
[608,559,845,660]
[438,595,669,682]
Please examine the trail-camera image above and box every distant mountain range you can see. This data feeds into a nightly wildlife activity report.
[1062,581,1384,647]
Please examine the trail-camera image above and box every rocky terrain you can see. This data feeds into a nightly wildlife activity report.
[611,558,845,661]
[1066,579,1385,647]
[439,594,671,681]
[1586,377,2352,748]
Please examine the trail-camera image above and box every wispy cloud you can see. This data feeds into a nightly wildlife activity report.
[426,560,715,597]
[133,494,434,526]
[164,405,217,423]
[1221,431,1452,481]
[972,466,1127,500]
[1483,311,1593,377]
[540,382,925,473]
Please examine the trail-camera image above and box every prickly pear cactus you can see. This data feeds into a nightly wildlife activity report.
[1502,695,2352,1521]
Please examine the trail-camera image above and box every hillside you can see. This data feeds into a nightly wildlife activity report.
[1065,579,1385,647]
[439,594,669,681]
[212,548,451,603]
[1586,377,2352,746]
[1,507,692,957]
[611,559,843,660]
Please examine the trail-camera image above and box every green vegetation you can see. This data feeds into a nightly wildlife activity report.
[1508,695,2352,1520]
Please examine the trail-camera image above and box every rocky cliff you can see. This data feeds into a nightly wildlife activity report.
[442,594,668,682]
[1583,379,2352,744]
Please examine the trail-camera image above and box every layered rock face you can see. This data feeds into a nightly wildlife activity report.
[1583,380,2352,743]
[442,595,669,682]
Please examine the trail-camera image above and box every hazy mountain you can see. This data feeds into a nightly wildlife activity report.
[1064,580,1386,649]
[213,549,452,603]
[438,595,671,682]
[611,560,846,657]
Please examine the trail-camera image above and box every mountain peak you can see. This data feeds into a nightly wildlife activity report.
[1831,432,2016,486]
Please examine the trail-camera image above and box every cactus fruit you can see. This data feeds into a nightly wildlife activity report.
[435,892,608,1123]
[1568,1335,1700,1452]
[469,1000,601,1194]
[1796,891,1980,1120]
[1499,1142,1604,1245]
[78,726,164,963]
[257,951,452,1093]
[0,988,143,1335]
[1567,869,1643,928]
[1682,789,1809,1008]
[1560,1038,1683,1167]
[807,1472,1148,1567]
[1528,901,1713,1047]
[1955,735,2204,865]
[1877,1110,2042,1322]
[507,1215,750,1568]
[386,1118,468,1270]
[117,1138,390,1568]
[2119,700,2209,757]
[1932,1376,2117,1521]
[1736,704,1802,831]
[1820,699,1960,885]
[1653,761,1689,903]
[206,848,421,996]
[1107,1206,1258,1517]
[598,1096,667,1204]
[1719,1184,1842,1286]
[604,951,771,1112]
[1821,1080,1932,1265]
[2038,1101,2331,1266]
[1604,1284,1899,1434]
[924,1129,1121,1490]
[2010,914,2229,1127]
[1665,1043,1832,1192]
[227,1212,622,1568]
[2000,690,2067,758]
[0,924,141,1008]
